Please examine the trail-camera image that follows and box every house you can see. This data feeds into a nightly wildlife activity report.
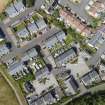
[5,1,25,18]
[26,87,61,105]
[56,31,66,43]
[22,47,38,61]
[41,0,59,14]
[55,48,77,66]
[35,67,49,80]
[99,64,105,81]
[55,69,79,96]
[36,19,47,31]
[27,23,38,35]
[17,28,29,38]
[8,61,29,79]
[14,1,25,13]
[64,75,79,96]
[0,44,9,58]
[45,31,66,49]
[88,26,105,49]
[81,69,101,86]
[59,8,92,37]
[85,0,105,18]
[46,36,58,49]
[4,56,17,67]
[5,4,19,18]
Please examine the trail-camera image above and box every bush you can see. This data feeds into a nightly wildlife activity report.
[22,0,35,7]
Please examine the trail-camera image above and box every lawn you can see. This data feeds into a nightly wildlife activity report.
[0,64,28,105]
[0,73,19,105]
[0,0,13,21]
[13,22,26,32]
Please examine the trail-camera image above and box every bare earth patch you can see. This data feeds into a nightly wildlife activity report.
[0,0,11,13]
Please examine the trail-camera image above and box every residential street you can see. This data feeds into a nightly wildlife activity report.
[87,41,105,67]
[59,0,92,23]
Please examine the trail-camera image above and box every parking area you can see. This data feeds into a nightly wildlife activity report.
[30,57,46,72]
[66,53,91,79]
[59,0,92,23]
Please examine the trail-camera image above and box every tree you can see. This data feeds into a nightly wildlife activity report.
[22,0,35,8]
[5,42,12,49]
[90,18,102,29]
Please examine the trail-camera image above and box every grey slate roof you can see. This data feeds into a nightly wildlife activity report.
[36,98,44,105]
[14,1,25,12]
[88,26,105,49]
[81,69,101,86]
[27,48,38,58]
[68,75,79,92]
[5,4,18,17]
[9,62,24,75]
[27,23,38,34]
[22,48,38,61]
[17,28,29,38]
[56,31,66,42]
[55,48,76,63]
[36,19,47,30]
[45,31,66,49]
[44,93,54,103]
[0,45,9,57]
[35,67,49,79]
[46,36,58,49]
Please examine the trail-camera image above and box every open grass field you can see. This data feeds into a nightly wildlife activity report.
[0,73,19,105]
[0,0,12,13]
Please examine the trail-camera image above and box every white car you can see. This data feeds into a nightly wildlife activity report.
[35,64,40,70]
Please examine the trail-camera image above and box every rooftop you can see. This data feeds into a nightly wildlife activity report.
[0,45,9,57]
[5,4,18,18]
[17,28,29,38]
[27,23,38,34]
[36,19,47,30]
[14,1,25,12]
[88,26,105,49]
[9,62,25,75]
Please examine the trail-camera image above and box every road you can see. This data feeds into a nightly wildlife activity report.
[1,27,60,61]
[59,0,92,23]
[87,41,105,67]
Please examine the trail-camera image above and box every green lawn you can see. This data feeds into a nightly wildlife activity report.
[0,73,19,105]
[32,14,39,21]
[13,22,26,32]
[64,34,73,46]
[0,64,28,105]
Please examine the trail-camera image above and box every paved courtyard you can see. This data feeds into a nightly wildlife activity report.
[66,54,91,79]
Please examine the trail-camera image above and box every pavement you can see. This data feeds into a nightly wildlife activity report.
[87,41,105,67]
[59,0,92,23]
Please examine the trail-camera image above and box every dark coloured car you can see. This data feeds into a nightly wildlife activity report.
[0,28,5,38]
